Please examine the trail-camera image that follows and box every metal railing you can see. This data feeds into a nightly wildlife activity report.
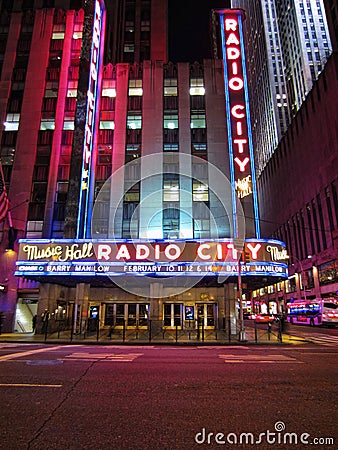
[39,317,286,344]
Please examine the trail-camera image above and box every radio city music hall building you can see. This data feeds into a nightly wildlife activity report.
[0,1,288,334]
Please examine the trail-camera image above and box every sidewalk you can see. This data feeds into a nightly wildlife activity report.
[0,329,308,345]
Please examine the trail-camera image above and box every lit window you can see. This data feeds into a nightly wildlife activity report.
[192,143,207,152]
[4,114,20,131]
[102,79,116,97]
[40,119,55,130]
[190,113,206,129]
[52,24,65,39]
[127,114,142,129]
[164,78,178,96]
[163,177,179,202]
[124,44,135,53]
[72,31,82,40]
[67,80,78,97]
[164,143,179,152]
[99,121,114,130]
[45,81,59,98]
[164,114,178,129]
[193,180,208,202]
[190,78,205,96]
[63,119,74,130]
[128,79,143,96]
[52,32,65,39]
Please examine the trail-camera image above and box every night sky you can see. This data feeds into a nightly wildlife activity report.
[168,0,230,62]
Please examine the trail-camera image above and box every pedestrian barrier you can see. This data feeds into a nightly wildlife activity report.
[33,317,286,344]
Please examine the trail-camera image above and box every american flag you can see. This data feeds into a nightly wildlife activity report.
[0,162,10,223]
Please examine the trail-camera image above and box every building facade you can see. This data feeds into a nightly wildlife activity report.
[231,0,332,174]
[256,51,338,312]
[0,2,288,334]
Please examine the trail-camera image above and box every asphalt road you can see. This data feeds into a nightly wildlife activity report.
[0,343,337,450]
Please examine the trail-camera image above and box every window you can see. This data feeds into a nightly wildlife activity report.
[67,80,78,97]
[318,260,338,286]
[0,147,15,165]
[164,78,177,96]
[45,81,59,97]
[190,78,205,96]
[102,79,116,97]
[127,114,142,129]
[63,114,74,130]
[163,143,178,152]
[193,180,208,201]
[163,175,179,202]
[128,79,142,96]
[164,114,178,129]
[40,119,55,130]
[124,44,134,53]
[99,121,114,130]
[4,114,20,131]
[190,113,206,129]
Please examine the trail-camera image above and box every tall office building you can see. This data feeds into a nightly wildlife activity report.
[0,2,288,334]
[231,0,332,174]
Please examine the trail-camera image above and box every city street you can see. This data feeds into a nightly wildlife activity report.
[0,340,337,449]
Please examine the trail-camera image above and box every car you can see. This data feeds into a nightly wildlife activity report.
[252,313,275,324]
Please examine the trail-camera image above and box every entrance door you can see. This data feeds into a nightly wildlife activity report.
[196,304,217,328]
[104,303,149,328]
[163,303,182,328]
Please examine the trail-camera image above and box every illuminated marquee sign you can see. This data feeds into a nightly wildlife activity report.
[15,239,288,278]
[78,0,105,238]
[217,9,260,237]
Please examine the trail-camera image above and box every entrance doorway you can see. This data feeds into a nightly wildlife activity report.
[15,298,38,333]
[196,303,217,328]
[104,303,149,328]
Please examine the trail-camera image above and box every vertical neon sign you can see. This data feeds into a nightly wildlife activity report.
[77,0,105,238]
[217,9,260,238]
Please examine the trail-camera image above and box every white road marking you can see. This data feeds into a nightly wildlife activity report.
[0,383,62,388]
[218,354,302,363]
[0,346,62,362]
[63,352,143,362]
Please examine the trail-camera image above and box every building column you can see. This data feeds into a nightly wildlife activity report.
[149,282,163,333]
[74,283,90,333]
[37,283,58,333]
[224,282,237,335]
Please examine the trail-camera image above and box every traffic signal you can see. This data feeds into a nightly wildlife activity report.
[243,250,250,263]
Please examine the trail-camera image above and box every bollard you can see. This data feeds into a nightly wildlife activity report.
[255,321,258,343]
[148,320,152,342]
[123,320,126,342]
